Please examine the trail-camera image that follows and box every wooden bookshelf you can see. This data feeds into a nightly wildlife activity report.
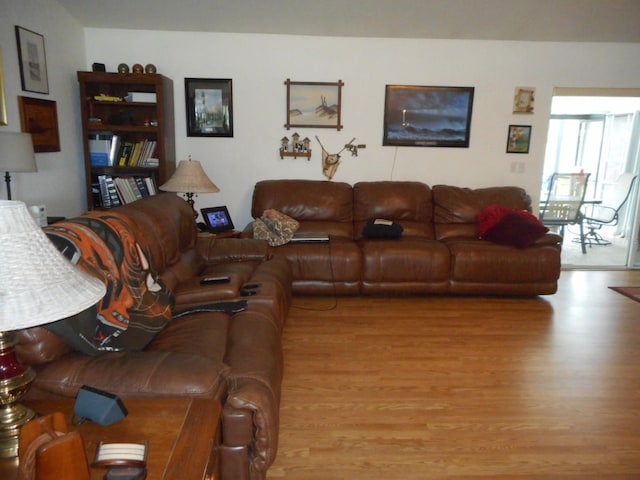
[77,71,176,209]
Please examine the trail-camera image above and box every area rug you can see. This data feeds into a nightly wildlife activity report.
[609,286,640,304]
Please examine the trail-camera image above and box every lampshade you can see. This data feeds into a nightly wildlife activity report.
[0,132,37,174]
[0,200,106,330]
[159,158,220,194]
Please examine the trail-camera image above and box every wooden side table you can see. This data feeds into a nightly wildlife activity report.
[198,230,241,239]
[0,398,221,480]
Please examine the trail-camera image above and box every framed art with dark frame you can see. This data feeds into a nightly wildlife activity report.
[18,96,60,152]
[15,26,49,94]
[506,124,532,154]
[285,79,343,130]
[185,78,233,137]
[200,205,235,234]
[383,85,474,147]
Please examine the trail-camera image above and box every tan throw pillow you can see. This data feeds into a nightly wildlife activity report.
[252,209,299,246]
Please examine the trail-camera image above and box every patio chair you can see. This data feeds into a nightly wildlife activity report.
[539,172,591,253]
[576,173,637,247]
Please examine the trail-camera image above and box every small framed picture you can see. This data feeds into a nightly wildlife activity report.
[185,78,233,137]
[506,125,532,154]
[18,96,60,152]
[15,26,49,94]
[200,206,234,234]
[285,79,343,130]
[513,87,535,114]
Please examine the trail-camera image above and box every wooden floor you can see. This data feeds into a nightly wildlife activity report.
[269,270,640,479]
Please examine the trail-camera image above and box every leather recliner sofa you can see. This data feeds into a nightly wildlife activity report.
[16,193,292,480]
[248,179,562,296]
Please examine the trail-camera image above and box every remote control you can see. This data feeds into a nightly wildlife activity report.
[200,276,231,285]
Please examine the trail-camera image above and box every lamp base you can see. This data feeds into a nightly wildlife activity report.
[0,401,36,458]
[0,332,37,458]
[184,192,198,220]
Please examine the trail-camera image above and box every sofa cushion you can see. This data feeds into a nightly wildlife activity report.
[44,212,173,355]
[354,181,434,238]
[433,185,532,240]
[252,179,354,238]
[362,218,404,238]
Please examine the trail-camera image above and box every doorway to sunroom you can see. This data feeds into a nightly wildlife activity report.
[542,88,640,269]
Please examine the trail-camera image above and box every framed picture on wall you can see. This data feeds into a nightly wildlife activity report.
[513,87,535,114]
[284,79,344,130]
[506,125,532,154]
[0,48,7,125]
[383,85,475,147]
[185,78,233,137]
[15,26,49,94]
[18,96,60,152]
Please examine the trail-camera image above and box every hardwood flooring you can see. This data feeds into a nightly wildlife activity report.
[269,270,640,479]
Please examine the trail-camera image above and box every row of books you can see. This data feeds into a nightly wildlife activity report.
[90,135,158,168]
[95,174,157,208]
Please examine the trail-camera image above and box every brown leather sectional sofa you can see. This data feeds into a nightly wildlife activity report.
[16,193,292,480]
[248,179,562,296]
[14,180,560,480]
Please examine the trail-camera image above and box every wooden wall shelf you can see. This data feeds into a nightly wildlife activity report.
[279,148,311,160]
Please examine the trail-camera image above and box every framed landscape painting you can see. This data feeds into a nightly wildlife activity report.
[285,79,343,130]
[383,85,474,147]
[185,78,233,137]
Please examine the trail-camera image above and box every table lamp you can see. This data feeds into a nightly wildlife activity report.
[0,200,106,457]
[159,156,219,219]
[0,132,37,200]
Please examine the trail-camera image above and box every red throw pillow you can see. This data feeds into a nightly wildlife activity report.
[482,211,549,248]
[477,204,511,237]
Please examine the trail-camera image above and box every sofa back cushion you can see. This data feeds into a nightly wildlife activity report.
[252,180,354,238]
[115,193,200,290]
[42,210,174,354]
[353,181,434,239]
[17,194,197,364]
[432,185,532,240]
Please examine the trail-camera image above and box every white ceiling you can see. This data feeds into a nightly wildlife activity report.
[55,0,640,43]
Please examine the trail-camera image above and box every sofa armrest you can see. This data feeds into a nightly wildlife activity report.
[197,237,271,264]
[223,309,283,475]
[29,351,229,400]
[533,232,563,247]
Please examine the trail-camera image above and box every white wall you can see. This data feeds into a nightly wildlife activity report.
[84,29,640,227]
[0,0,87,216]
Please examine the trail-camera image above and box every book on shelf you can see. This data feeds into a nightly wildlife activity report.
[124,92,157,103]
[97,175,112,208]
[115,139,157,167]
[104,176,122,207]
[89,138,111,166]
[98,175,158,207]
[90,134,120,166]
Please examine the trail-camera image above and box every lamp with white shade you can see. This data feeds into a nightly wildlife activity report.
[159,156,219,219]
[0,132,37,200]
[0,200,106,457]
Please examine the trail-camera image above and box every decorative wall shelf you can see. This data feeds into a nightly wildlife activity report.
[279,148,311,160]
